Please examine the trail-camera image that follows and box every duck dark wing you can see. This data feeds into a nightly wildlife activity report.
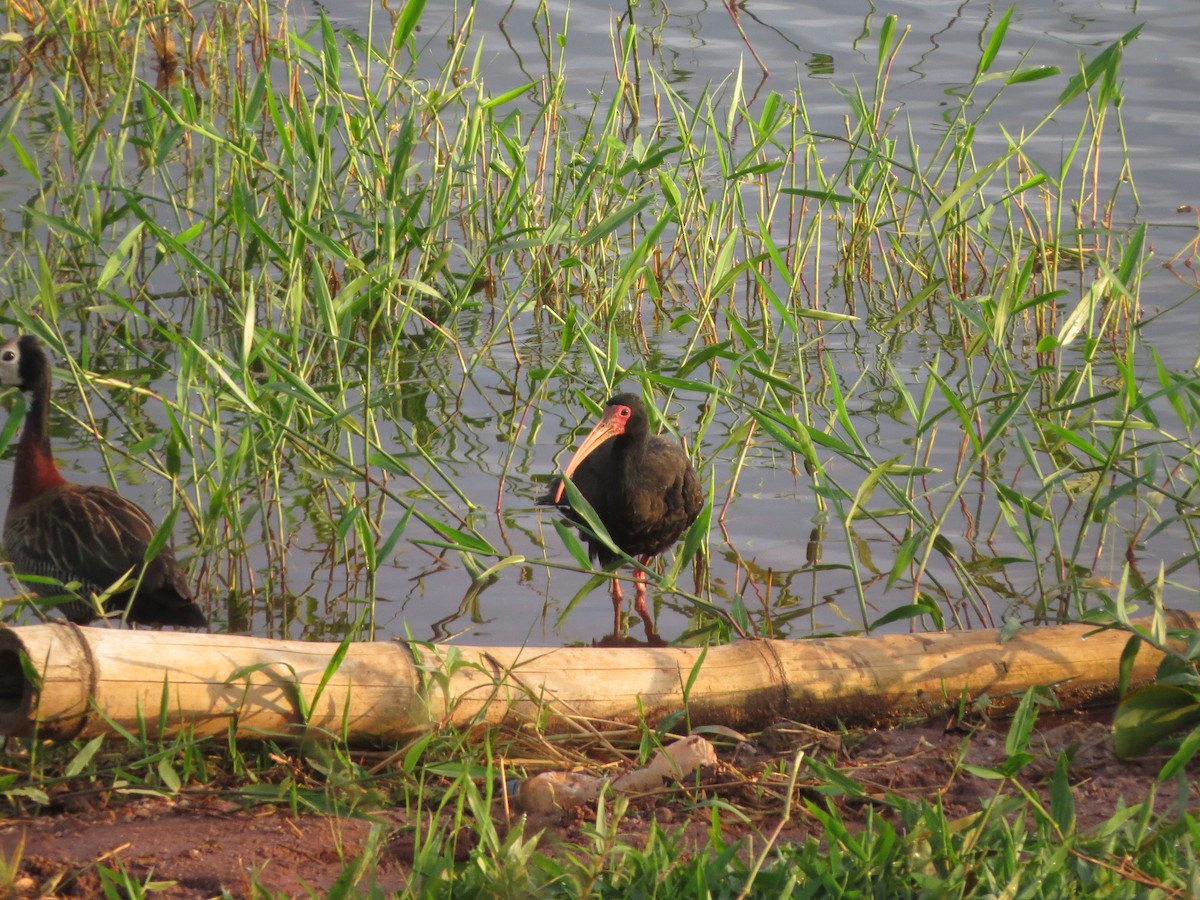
[7,485,205,626]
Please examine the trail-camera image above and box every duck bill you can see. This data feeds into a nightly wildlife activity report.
[553,411,625,503]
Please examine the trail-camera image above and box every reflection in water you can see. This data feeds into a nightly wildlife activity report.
[430,572,493,640]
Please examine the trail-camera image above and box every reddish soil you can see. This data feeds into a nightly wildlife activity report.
[1,707,1194,898]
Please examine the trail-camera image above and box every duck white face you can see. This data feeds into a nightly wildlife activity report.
[0,338,22,388]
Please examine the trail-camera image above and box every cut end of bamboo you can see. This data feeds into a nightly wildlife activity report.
[0,644,32,719]
[0,623,98,739]
[0,623,428,741]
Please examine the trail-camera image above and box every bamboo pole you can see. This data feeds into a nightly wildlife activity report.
[0,613,1193,743]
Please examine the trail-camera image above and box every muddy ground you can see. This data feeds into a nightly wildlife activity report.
[1,708,1195,898]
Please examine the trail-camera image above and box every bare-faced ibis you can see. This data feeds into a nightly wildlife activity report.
[540,393,703,642]
[0,335,207,627]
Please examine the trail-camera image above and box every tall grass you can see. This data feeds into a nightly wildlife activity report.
[0,2,1198,893]
[0,0,1195,649]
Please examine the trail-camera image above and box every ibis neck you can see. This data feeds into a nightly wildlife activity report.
[11,376,65,508]
[612,432,647,487]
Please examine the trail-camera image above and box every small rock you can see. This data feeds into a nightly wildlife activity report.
[731,741,759,766]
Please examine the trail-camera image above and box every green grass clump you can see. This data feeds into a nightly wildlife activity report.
[4,699,1198,897]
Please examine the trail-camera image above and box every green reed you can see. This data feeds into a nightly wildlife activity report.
[0,0,1195,647]
[0,5,1197,894]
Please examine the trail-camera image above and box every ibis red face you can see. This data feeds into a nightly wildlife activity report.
[553,401,634,503]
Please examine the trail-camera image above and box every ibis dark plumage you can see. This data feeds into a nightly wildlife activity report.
[540,393,702,642]
[0,335,207,627]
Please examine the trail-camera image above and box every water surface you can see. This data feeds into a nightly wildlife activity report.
[0,0,1197,645]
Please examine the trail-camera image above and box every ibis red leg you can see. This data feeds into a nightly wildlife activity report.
[632,562,658,640]
[609,577,625,636]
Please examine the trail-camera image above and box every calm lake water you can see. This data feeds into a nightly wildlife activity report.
[341,0,1200,644]
[1,0,1198,644]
